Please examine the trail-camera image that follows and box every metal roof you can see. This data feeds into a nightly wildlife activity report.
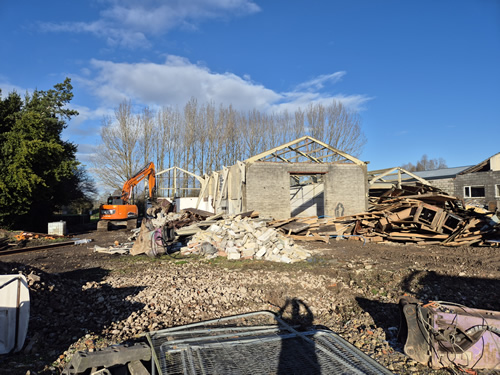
[411,166,472,179]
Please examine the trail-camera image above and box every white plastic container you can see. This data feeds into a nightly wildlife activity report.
[48,221,67,236]
[0,275,30,354]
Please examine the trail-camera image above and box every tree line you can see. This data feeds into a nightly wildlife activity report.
[401,154,448,172]
[93,98,367,194]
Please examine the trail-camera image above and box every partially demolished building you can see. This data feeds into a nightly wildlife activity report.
[196,136,368,220]
[455,152,500,211]
[367,153,500,212]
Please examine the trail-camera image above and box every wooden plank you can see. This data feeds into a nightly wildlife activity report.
[311,233,330,243]
[367,236,384,242]
[268,217,296,228]
[444,238,481,247]
[287,234,324,242]
[387,207,414,222]
[388,232,448,239]
[317,224,340,233]
[281,221,310,234]
[453,235,482,242]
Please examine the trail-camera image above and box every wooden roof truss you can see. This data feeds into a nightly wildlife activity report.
[244,136,365,165]
[368,167,431,189]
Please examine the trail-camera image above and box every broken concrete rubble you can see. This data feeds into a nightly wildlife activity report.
[123,203,312,263]
[183,215,311,262]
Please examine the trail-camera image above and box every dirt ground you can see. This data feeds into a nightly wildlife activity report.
[1,223,499,374]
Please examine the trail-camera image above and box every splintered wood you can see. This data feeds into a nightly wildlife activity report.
[271,184,500,247]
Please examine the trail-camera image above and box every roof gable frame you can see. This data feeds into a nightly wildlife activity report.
[244,135,365,165]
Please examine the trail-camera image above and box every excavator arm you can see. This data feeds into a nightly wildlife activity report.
[121,162,156,203]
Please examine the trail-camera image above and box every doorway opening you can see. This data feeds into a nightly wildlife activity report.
[289,173,325,217]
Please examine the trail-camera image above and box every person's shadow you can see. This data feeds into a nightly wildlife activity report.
[277,298,321,375]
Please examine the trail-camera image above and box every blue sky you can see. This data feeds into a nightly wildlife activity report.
[1,0,499,171]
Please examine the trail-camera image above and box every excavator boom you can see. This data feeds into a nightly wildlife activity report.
[120,162,156,203]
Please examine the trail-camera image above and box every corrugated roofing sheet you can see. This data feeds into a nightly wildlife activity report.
[411,165,472,179]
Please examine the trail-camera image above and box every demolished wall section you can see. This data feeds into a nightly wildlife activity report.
[245,162,367,220]
[325,163,368,218]
[245,163,291,219]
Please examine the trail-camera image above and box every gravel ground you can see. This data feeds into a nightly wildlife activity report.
[0,226,499,375]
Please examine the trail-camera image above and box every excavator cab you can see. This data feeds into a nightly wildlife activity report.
[107,196,124,205]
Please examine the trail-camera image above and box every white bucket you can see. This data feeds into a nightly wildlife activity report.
[48,221,67,236]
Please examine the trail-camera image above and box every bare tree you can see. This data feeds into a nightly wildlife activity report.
[92,100,140,191]
[306,103,326,141]
[138,106,155,166]
[93,98,367,195]
[294,108,305,140]
[323,101,366,160]
[402,154,448,171]
[244,109,265,158]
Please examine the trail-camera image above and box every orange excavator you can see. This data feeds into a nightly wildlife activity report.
[97,162,156,231]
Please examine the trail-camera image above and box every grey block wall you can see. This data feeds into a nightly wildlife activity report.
[244,162,367,220]
[244,163,295,220]
[325,164,368,218]
[454,171,500,207]
[428,178,455,196]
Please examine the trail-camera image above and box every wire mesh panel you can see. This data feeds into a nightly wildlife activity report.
[146,311,393,375]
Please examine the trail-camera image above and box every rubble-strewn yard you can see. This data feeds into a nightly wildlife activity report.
[1,226,499,375]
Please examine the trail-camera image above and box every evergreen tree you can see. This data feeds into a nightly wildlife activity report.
[0,78,92,230]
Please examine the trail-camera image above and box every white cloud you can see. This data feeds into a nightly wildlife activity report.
[79,56,371,113]
[0,79,29,96]
[40,0,261,48]
[82,56,281,111]
[294,72,346,91]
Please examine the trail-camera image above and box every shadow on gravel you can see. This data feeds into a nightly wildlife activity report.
[356,271,500,352]
[400,270,500,311]
[277,298,321,375]
[0,261,146,374]
[355,297,400,347]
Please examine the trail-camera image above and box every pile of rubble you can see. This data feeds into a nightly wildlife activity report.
[271,184,500,247]
[183,215,311,262]
[127,205,311,263]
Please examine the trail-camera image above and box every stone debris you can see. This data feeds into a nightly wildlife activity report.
[93,245,131,255]
[122,205,312,263]
[2,241,499,375]
[182,216,311,263]
[61,342,151,375]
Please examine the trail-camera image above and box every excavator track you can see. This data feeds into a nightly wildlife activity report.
[127,219,138,230]
[97,220,110,231]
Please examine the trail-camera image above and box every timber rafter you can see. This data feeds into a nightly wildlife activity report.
[245,135,365,165]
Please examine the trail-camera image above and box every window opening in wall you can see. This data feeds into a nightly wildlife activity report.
[289,173,325,217]
[464,186,485,198]
[496,184,500,197]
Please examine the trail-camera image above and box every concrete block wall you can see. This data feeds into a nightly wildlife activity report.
[428,178,455,196]
[325,164,368,217]
[454,171,500,207]
[244,162,367,220]
[245,163,291,219]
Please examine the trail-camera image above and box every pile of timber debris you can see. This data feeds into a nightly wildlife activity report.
[271,184,500,247]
